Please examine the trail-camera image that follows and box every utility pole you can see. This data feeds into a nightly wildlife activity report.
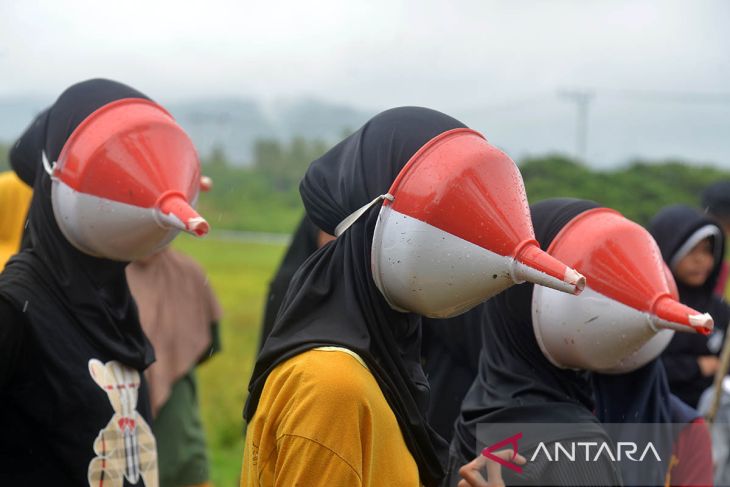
[558,89,594,164]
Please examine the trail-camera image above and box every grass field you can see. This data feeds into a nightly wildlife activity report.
[173,233,287,486]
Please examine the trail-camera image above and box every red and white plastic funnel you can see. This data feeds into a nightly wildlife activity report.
[46,98,208,261]
[370,128,584,319]
[531,208,713,373]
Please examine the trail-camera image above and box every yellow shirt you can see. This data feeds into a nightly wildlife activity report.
[241,348,421,486]
[0,171,32,270]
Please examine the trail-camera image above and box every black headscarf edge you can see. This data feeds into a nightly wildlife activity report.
[1,79,155,370]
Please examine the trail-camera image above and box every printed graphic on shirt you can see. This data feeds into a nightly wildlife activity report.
[87,359,159,487]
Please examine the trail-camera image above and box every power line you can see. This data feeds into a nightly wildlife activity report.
[454,94,555,116]
[448,88,729,165]
[555,88,730,164]
[602,89,730,104]
[558,89,594,164]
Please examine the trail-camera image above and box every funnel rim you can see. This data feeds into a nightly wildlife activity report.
[532,285,675,372]
[55,97,175,172]
[530,285,575,371]
[545,207,623,253]
[370,204,418,313]
[384,127,486,203]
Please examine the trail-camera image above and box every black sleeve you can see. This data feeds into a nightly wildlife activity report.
[662,334,704,384]
[662,354,702,384]
[0,297,27,390]
[9,108,50,186]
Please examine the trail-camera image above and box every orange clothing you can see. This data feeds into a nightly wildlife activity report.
[0,171,32,270]
[241,348,421,486]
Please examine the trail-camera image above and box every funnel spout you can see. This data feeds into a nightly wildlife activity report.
[651,294,713,335]
[511,242,585,295]
[156,192,210,237]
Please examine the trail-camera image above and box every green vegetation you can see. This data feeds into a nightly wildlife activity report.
[194,144,730,235]
[173,236,286,486]
[197,138,326,233]
[0,143,9,171]
[3,139,729,231]
[520,154,730,225]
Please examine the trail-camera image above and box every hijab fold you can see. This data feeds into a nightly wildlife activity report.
[258,215,320,351]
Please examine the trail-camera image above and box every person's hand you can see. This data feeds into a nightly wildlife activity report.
[698,355,720,376]
[458,449,527,487]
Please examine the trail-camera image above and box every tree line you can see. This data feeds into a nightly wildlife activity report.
[2,140,728,233]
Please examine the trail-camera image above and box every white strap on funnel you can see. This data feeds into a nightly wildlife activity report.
[334,193,394,237]
[41,151,57,179]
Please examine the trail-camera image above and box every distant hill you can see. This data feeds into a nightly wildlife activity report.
[2,94,729,168]
[0,96,373,165]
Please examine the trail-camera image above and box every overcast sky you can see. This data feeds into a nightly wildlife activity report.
[1,0,728,167]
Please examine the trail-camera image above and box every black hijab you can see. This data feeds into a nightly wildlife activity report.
[593,360,697,486]
[421,307,486,442]
[245,106,468,486]
[648,204,727,319]
[0,78,154,370]
[258,214,320,351]
[594,360,674,424]
[259,215,484,444]
[702,181,730,221]
[452,198,603,461]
